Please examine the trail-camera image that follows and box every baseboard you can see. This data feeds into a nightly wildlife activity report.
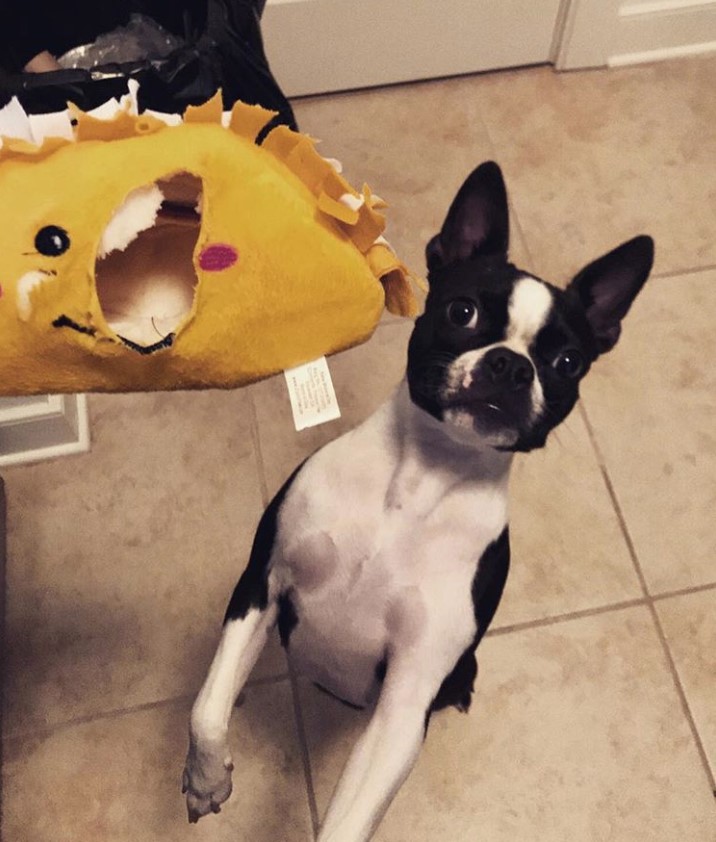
[609,38,716,64]
[0,395,90,467]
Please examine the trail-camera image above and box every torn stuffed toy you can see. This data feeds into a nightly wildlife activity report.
[0,86,421,394]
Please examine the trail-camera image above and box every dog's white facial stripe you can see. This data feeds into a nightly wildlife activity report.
[506,277,553,347]
[504,277,552,418]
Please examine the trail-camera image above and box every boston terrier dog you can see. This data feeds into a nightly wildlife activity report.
[182,162,654,841]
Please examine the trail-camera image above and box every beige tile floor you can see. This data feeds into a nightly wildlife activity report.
[2,56,716,840]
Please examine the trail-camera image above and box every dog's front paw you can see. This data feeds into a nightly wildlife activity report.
[182,738,234,823]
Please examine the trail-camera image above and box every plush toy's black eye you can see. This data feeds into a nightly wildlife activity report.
[446,298,478,329]
[552,349,584,378]
[35,226,70,257]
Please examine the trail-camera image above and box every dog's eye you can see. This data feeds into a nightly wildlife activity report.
[552,349,584,378]
[35,226,70,257]
[446,299,478,329]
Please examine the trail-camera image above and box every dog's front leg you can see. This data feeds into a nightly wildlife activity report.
[318,666,436,842]
[183,595,278,822]
[183,466,303,821]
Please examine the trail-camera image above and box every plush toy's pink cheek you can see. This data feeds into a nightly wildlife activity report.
[198,244,238,272]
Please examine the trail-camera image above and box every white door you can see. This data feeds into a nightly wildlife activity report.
[557,0,716,69]
[262,0,566,97]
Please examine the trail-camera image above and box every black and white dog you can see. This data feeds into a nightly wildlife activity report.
[182,162,654,841]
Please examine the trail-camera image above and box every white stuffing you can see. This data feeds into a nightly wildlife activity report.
[339,192,365,212]
[97,183,165,259]
[0,97,34,143]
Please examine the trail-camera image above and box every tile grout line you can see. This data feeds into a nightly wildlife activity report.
[246,387,271,508]
[287,662,321,839]
[3,693,196,746]
[473,107,541,275]
[486,596,648,638]
[650,262,716,281]
[2,672,292,745]
[579,402,716,793]
[651,580,716,602]
[647,600,716,792]
[487,581,716,638]
[578,403,652,597]
[509,203,537,270]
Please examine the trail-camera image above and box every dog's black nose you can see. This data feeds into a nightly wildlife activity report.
[484,347,534,390]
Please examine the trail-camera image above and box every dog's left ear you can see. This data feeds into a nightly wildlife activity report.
[568,235,654,354]
[426,161,509,271]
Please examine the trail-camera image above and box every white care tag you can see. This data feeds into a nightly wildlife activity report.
[284,357,341,431]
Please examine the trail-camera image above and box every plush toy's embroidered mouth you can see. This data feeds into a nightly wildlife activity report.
[52,314,96,337]
[94,172,204,353]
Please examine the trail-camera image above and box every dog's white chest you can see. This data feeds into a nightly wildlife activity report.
[272,384,510,706]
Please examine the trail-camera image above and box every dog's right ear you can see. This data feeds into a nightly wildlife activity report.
[426,161,509,272]
[567,235,654,355]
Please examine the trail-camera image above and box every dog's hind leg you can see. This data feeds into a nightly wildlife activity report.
[182,465,303,822]
[317,656,442,842]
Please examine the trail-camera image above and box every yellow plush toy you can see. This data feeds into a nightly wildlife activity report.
[0,91,418,395]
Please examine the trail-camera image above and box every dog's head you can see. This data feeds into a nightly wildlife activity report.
[407,162,654,452]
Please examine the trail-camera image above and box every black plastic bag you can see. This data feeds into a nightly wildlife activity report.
[0,0,296,130]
